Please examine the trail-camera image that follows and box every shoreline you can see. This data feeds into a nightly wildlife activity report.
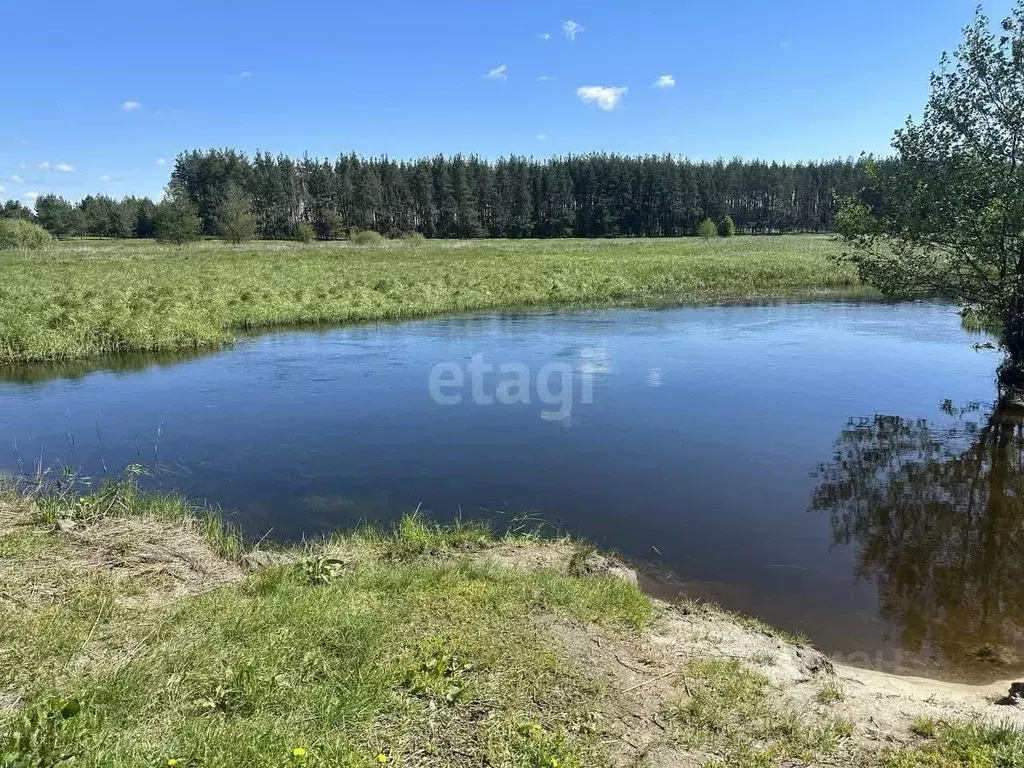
[2,478,1020,766]
[0,235,858,364]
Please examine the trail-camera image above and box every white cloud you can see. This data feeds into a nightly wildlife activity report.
[576,85,627,110]
[536,133,548,141]
[37,161,51,170]
[99,174,112,182]
[653,74,676,89]
[237,70,252,78]
[55,163,75,172]
[0,184,5,193]
[539,32,551,40]
[486,64,508,79]
[121,100,142,112]
[11,174,23,184]
[562,20,584,40]
[536,75,556,82]
[156,157,166,165]
[25,191,39,201]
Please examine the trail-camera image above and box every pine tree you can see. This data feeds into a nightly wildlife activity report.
[154,184,201,244]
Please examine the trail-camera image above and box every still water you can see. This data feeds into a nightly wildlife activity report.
[1,301,1018,682]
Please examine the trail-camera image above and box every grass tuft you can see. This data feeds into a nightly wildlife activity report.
[886,720,1024,767]
[670,658,852,767]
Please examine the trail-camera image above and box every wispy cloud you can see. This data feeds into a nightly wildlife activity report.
[653,74,675,88]
[536,75,556,82]
[36,161,77,172]
[486,64,508,80]
[0,184,5,193]
[99,174,112,182]
[25,191,39,201]
[539,32,551,40]
[576,85,627,110]
[121,100,142,112]
[11,174,23,184]
[562,20,584,41]
[536,133,548,141]
[237,70,253,78]
[156,158,166,166]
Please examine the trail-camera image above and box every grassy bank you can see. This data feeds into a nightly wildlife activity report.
[2,478,1020,767]
[0,236,859,363]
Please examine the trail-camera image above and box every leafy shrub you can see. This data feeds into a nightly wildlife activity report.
[404,231,427,243]
[294,222,316,243]
[0,219,52,250]
[718,216,736,237]
[215,185,257,244]
[697,218,718,239]
[351,229,384,246]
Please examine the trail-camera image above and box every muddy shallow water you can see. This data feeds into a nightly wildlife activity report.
[1,300,1017,682]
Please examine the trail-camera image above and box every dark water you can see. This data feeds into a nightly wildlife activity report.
[2,301,1019,682]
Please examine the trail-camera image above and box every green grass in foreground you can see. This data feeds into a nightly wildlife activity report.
[0,478,652,767]
[3,476,1019,767]
[885,721,1024,767]
[0,235,858,362]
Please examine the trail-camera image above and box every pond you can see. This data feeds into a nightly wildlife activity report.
[1,300,1017,683]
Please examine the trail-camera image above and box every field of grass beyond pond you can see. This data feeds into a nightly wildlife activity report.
[0,235,859,363]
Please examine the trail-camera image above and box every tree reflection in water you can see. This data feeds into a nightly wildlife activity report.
[812,402,1024,678]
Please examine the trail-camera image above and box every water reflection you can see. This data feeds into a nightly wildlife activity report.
[0,347,222,385]
[812,404,1024,678]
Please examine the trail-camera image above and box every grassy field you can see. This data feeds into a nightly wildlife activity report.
[2,476,1019,767]
[0,236,859,363]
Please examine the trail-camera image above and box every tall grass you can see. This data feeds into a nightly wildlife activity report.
[0,236,859,363]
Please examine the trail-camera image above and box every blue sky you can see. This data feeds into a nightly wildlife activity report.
[2,0,1013,203]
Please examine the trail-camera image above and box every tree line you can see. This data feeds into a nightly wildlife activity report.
[1,151,880,241]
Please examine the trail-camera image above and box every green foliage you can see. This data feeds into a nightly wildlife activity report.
[79,195,132,238]
[671,658,852,767]
[34,195,80,239]
[214,185,257,244]
[299,554,347,585]
[0,697,82,767]
[169,149,876,239]
[154,190,202,245]
[0,199,37,222]
[294,222,315,243]
[837,2,1024,403]
[0,219,51,250]
[886,721,1024,767]
[718,216,736,237]
[350,229,384,246]
[0,479,652,767]
[697,218,718,239]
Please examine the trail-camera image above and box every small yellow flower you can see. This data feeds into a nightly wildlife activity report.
[377,753,389,763]
[292,747,308,759]
[166,761,179,767]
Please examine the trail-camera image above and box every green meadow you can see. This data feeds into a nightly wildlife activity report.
[0,235,858,363]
